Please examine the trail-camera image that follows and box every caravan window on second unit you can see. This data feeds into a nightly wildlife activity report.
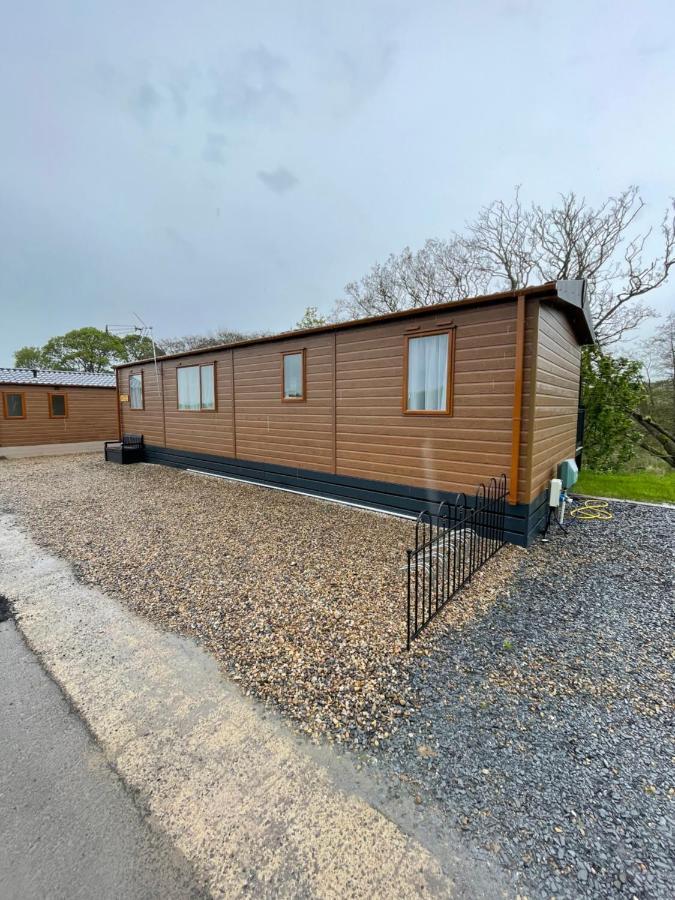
[282,351,305,400]
[129,374,143,409]
[49,393,67,417]
[177,364,215,410]
[405,332,452,414]
[3,392,25,418]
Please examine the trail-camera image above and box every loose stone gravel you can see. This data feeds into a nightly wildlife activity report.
[0,455,521,750]
[2,455,672,899]
[376,500,675,899]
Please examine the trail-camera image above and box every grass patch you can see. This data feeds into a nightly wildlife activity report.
[574,470,675,504]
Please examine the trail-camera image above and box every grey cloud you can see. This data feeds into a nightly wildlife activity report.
[322,42,396,117]
[257,166,299,194]
[202,133,228,165]
[131,82,161,125]
[206,45,294,123]
[635,41,670,58]
[167,64,198,118]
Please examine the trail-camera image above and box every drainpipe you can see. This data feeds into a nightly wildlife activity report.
[508,294,526,505]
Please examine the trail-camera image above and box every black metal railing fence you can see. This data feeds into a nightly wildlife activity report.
[406,474,508,648]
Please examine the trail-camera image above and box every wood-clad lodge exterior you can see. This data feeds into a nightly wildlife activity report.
[0,370,117,448]
[115,281,594,545]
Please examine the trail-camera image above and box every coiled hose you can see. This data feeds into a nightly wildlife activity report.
[569,499,613,520]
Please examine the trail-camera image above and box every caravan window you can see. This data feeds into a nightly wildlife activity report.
[3,393,25,418]
[404,332,453,414]
[49,393,68,417]
[282,351,305,401]
[129,374,144,409]
[177,364,215,410]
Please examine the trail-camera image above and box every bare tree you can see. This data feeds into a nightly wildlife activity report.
[334,187,675,347]
[464,187,534,290]
[159,327,267,354]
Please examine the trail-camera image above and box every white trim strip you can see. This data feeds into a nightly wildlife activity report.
[185,468,417,520]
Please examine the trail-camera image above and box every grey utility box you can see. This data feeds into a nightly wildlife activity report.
[557,458,579,489]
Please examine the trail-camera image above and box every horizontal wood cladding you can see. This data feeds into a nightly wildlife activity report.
[115,295,584,508]
[234,335,334,472]
[335,305,516,495]
[0,385,117,447]
[118,363,164,446]
[527,303,581,501]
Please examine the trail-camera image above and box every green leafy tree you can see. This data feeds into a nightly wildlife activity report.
[13,327,156,373]
[581,348,644,471]
[14,346,47,369]
[118,332,158,363]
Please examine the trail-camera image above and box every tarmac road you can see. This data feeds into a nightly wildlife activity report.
[0,614,203,900]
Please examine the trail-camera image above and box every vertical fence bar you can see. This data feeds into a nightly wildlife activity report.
[427,515,432,624]
[406,549,412,650]
[500,473,507,545]
[478,484,486,566]
[414,516,420,635]
[420,513,425,633]
[494,479,498,554]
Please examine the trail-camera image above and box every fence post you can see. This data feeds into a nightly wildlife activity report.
[406,549,412,651]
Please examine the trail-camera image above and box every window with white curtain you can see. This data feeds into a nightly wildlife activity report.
[129,374,143,410]
[178,364,215,410]
[405,333,451,413]
[282,351,305,400]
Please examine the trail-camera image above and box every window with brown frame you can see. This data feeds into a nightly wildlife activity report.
[403,330,454,415]
[129,373,144,410]
[177,363,216,410]
[48,393,68,418]
[282,350,305,401]
[2,392,26,418]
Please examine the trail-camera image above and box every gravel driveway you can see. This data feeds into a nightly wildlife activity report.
[1,455,672,898]
[375,500,675,899]
[0,455,520,748]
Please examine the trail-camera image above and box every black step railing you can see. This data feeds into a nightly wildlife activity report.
[406,474,508,648]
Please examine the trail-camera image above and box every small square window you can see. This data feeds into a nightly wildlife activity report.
[3,393,25,418]
[129,374,143,410]
[49,393,67,417]
[282,351,305,401]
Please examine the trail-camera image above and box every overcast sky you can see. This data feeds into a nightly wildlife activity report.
[1,1,673,365]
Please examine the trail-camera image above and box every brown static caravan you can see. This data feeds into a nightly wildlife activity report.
[0,369,118,448]
[115,281,594,545]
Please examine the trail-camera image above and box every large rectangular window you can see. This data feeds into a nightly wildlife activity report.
[48,393,68,418]
[405,332,452,414]
[3,392,25,418]
[177,364,215,410]
[129,373,144,410]
[282,351,305,401]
